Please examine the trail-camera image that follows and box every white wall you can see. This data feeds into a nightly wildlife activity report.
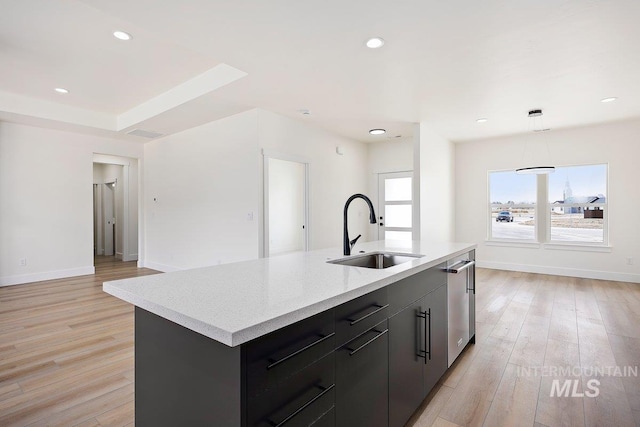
[419,123,455,242]
[143,110,260,271]
[456,119,640,283]
[142,108,372,271]
[258,109,372,252]
[0,121,144,286]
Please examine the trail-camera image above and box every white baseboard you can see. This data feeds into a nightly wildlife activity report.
[0,266,96,287]
[143,261,182,273]
[115,251,123,260]
[121,253,138,262]
[477,260,640,283]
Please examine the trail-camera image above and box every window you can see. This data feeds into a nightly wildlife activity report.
[489,171,537,241]
[548,164,607,244]
[488,164,608,246]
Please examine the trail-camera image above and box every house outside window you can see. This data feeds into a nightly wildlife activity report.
[488,163,608,246]
[548,164,607,244]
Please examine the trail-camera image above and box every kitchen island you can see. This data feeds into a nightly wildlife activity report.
[104,240,476,427]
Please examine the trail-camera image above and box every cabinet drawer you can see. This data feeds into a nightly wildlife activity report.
[246,309,335,396]
[335,288,388,347]
[335,320,389,427]
[247,353,335,427]
[388,264,446,314]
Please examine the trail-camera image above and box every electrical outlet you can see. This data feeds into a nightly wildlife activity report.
[19,258,27,266]
[627,257,634,265]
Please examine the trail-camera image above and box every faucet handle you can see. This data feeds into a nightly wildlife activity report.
[349,234,362,250]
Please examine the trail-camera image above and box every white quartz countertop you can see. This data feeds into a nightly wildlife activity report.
[103,240,475,347]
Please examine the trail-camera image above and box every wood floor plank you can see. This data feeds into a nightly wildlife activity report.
[94,397,134,427]
[407,384,455,427]
[27,384,133,427]
[608,334,640,413]
[438,336,515,427]
[482,362,541,427]
[598,300,640,339]
[535,338,584,427]
[509,313,550,368]
[581,375,635,427]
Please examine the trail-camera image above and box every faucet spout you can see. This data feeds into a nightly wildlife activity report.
[343,194,377,256]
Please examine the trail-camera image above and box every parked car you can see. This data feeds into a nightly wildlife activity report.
[496,211,514,222]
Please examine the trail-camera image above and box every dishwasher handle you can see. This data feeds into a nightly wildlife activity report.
[446,260,475,274]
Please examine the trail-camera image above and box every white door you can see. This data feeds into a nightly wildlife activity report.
[378,171,414,241]
[103,182,115,256]
[265,157,308,256]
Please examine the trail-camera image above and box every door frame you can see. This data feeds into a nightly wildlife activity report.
[377,171,414,240]
[262,149,310,258]
[93,154,139,263]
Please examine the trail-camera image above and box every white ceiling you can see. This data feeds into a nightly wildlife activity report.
[2,0,640,143]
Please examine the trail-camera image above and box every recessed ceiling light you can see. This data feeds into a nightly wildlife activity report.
[54,87,69,94]
[113,31,132,41]
[600,97,617,103]
[365,37,385,49]
[369,129,386,135]
[476,118,488,123]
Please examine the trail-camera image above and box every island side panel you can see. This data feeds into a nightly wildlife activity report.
[135,307,243,426]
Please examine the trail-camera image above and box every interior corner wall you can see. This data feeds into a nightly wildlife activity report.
[455,119,640,283]
[257,109,372,251]
[143,110,260,271]
[0,121,144,286]
[419,122,455,242]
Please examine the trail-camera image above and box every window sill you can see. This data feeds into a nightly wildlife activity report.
[543,243,612,253]
[485,240,540,249]
[485,240,612,252]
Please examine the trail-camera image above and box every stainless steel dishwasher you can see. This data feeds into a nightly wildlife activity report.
[446,253,475,367]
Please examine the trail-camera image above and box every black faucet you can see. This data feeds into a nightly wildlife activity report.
[343,193,377,256]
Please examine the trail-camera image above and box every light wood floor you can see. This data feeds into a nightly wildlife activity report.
[1,262,639,426]
[407,269,640,427]
[0,256,158,427]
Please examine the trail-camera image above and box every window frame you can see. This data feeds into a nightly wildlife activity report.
[487,163,609,249]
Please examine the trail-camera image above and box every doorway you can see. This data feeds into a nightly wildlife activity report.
[263,153,309,257]
[92,154,139,265]
[377,171,414,241]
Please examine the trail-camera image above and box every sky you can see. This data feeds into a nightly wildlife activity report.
[490,164,607,204]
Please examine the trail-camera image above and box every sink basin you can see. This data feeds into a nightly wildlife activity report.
[327,251,424,269]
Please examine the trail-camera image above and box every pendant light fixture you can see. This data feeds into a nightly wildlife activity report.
[515,109,555,175]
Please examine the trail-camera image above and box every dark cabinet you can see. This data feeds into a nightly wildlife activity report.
[335,287,388,348]
[389,300,424,427]
[423,284,447,394]
[389,283,448,427]
[134,261,473,427]
[247,353,335,427]
[335,320,389,427]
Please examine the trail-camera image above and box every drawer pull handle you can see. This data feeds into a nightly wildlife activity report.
[269,384,335,427]
[347,304,389,326]
[417,309,431,364]
[446,260,475,274]
[347,328,388,356]
[266,332,335,370]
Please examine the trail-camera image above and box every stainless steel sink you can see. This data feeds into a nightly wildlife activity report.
[327,251,424,269]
